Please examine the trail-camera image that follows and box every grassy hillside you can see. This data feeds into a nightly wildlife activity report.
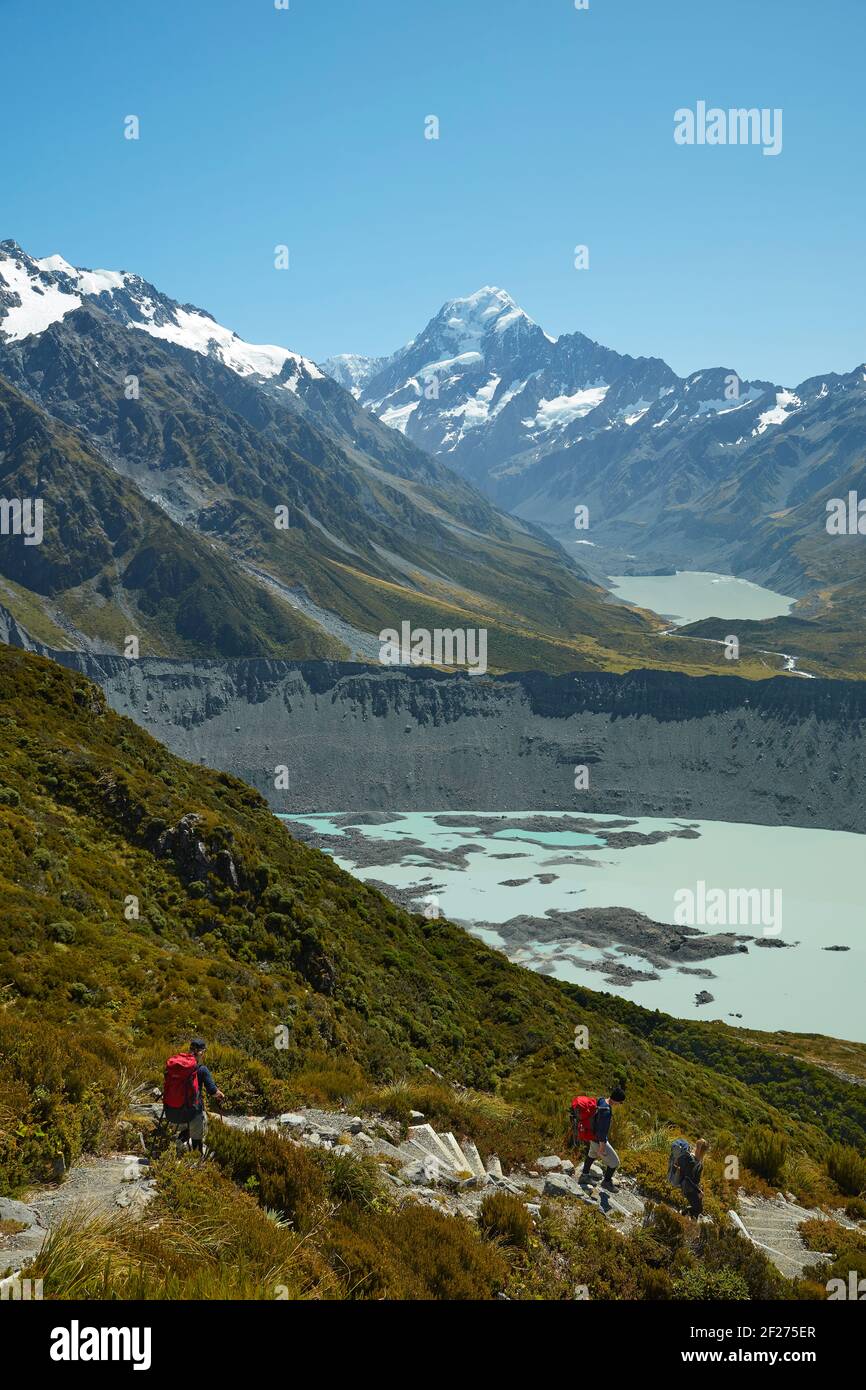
[1,643,862,1299]
[0,379,344,660]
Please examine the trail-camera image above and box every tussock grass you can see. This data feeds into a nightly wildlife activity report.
[25,1161,334,1300]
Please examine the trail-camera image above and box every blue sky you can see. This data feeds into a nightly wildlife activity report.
[3,0,864,383]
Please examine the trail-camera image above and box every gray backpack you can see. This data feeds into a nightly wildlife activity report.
[668,1138,691,1187]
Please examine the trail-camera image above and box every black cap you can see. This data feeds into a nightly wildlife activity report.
[190,1037,206,1051]
[610,1080,626,1102]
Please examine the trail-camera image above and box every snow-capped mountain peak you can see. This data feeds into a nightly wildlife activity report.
[319,351,391,398]
[321,284,814,490]
[326,285,655,462]
[0,240,322,392]
[434,285,542,345]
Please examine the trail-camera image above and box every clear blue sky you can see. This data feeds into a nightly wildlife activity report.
[3,0,864,384]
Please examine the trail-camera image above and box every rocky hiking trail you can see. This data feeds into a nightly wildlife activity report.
[0,1152,155,1283]
[2,1102,856,1289]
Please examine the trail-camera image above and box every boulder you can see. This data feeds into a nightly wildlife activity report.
[543,1173,583,1199]
[535,1155,562,1173]
[401,1157,440,1187]
[438,1171,462,1193]
[278,1113,307,1129]
[0,1197,42,1230]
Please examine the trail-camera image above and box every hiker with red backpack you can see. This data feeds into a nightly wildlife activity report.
[163,1038,224,1154]
[570,1081,626,1192]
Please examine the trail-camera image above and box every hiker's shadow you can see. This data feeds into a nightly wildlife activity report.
[579,1174,613,1214]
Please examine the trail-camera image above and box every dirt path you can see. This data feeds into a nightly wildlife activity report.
[0,1153,154,1279]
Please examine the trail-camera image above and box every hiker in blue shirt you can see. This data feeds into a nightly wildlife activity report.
[187,1038,223,1151]
[578,1081,626,1191]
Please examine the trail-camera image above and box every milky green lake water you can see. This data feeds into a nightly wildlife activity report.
[607,571,795,625]
[279,811,865,1042]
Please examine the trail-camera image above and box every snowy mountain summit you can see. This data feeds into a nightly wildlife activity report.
[0,240,322,393]
[321,283,676,475]
[319,283,842,541]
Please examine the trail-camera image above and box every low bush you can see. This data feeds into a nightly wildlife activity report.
[672,1267,750,1300]
[742,1125,788,1185]
[324,1202,509,1299]
[478,1191,532,1249]
[827,1144,866,1197]
[0,1013,124,1193]
[204,1120,326,1230]
[318,1149,379,1208]
[800,1218,866,1290]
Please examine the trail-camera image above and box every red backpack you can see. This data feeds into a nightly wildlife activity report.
[571,1095,598,1143]
[163,1053,200,1115]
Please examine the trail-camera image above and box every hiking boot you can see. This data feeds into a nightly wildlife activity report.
[600,1173,616,1192]
[578,1159,594,1185]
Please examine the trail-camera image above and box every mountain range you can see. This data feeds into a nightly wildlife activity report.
[2,243,864,676]
[0,240,684,675]
[324,286,866,676]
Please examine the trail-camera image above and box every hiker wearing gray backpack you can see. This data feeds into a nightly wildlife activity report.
[669,1137,709,1216]
[575,1081,627,1192]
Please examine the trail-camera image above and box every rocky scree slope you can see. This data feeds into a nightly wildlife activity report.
[8,631,862,831]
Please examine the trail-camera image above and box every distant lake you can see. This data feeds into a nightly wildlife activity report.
[608,571,795,625]
[280,811,865,1042]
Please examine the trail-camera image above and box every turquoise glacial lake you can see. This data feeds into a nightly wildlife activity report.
[607,571,795,625]
[279,811,865,1042]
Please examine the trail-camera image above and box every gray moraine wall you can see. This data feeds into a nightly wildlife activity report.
[2,603,861,831]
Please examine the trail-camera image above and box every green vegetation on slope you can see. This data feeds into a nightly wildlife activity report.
[0,379,344,660]
[0,643,862,1299]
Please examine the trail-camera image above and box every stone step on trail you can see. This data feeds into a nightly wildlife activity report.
[461,1139,488,1182]
[395,1139,442,1168]
[407,1124,456,1169]
[728,1207,830,1279]
[438,1132,474,1175]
